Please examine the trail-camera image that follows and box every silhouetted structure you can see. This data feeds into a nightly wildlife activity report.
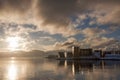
[72,46,80,58]
[58,52,65,58]
[94,50,104,57]
[72,46,93,58]
[58,46,120,60]
[79,49,92,56]
[65,52,73,58]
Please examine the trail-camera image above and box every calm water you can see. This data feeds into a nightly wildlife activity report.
[0,57,120,80]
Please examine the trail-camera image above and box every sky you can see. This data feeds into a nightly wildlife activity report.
[0,0,120,51]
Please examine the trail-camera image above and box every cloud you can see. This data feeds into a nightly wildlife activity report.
[36,0,120,36]
[0,0,119,37]
[0,0,35,25]
[25,36,57,51]
[38,24,80,37]
[53,37,79,50]
[92,39,119,50]
[36,0,120,24]
[36,0,85,36]
[36,36,57,45]
[0,0,120,51]
[52,36,120,51]
[36,0,78,26]
[82,27,107,37]
[0,0,32,14]
[82,37,115,48]
[0,22,38,51]
[88,8,120,25]
[0,22,37,37]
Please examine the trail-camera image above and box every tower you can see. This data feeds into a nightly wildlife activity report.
[72,46,80,58]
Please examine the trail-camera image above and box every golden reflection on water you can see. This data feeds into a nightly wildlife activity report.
[7,60,18,80]
[72,63,75,76]
[0,58,119,80]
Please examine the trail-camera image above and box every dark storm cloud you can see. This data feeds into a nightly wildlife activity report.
[0,0,120,37]
[0,0,120,26]
[37,0,82,26]
[36,0,120,26]
[0,0,32,14]
[0,0,119,51]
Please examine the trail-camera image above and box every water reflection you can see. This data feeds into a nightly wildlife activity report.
[0,58,58,80]
[58,60,95,75]
[7,60,17,80]
[0,58,120,80]
[58,60,120,80]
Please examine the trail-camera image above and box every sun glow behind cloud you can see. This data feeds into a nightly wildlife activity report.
[0,0,119,51]
[6,36,23,51]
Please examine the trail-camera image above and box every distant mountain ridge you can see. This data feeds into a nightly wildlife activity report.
[0,50,59,57]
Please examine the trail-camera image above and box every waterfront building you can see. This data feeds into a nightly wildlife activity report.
[72,46,80,58]
[58,52,65,58]
[71,46,93,58]
[79,49,93,56]
[58,46,120,60]
[65,52,73,58]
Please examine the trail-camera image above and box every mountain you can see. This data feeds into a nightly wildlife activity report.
[0,50,60,58]
[0,50,45,57]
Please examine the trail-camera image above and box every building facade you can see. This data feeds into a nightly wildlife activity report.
[72,46,93,58]
[58,52,65,58]
[72,46,80,58]
[79,49,93,56]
